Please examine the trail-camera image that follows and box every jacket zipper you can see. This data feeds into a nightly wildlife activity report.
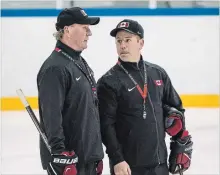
[138,66,161,165]
[148,95,161,165]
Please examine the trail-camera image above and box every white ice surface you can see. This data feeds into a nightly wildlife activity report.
[1,108,219,174]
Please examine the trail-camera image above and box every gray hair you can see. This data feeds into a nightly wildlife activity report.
[53,29,64,40]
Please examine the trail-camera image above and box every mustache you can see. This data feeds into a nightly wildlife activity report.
[120,51,129,54]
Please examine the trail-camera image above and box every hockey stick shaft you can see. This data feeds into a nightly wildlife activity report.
[178,165,183,175]
[16,89,51,153]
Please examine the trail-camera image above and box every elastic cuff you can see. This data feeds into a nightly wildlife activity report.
[111,154,125,166]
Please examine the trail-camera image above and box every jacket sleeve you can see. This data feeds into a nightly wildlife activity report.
[161,69,189,136]
[162,69,185,114]
[37,66,69,153]
[97,78,124,165]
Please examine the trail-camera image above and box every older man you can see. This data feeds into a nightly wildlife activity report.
[37,7,104,175]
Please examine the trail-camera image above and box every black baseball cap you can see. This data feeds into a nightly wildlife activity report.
[110,19,144,39]
[56,7,100,31]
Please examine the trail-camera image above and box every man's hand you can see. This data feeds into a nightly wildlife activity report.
[114,161,131,175]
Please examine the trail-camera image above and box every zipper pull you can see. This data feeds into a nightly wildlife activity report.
[143,110,147,119]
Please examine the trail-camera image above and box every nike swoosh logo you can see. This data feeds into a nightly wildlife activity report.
[128,86,136,92]
[76,76,81,81]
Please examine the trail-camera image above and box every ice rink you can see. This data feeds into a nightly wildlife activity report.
[1,108,219,175]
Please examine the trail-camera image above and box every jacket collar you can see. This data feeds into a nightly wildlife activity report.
[56,40,82,59]
[118,55,144,71]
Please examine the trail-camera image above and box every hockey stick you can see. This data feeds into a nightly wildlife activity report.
[16,89,51,153]
[178,165,183,175]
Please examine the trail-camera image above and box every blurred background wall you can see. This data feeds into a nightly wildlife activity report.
[1,0,219,110]
[1,0,219,9]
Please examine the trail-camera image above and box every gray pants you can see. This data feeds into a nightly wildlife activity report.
[130,164,169,175]
[110,163,169,175]
[76,163,97,175]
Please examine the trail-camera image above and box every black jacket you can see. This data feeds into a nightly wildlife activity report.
[97,56,184,168]
[37,41,104,169]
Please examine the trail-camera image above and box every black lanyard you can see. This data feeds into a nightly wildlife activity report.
[117,60,148,119]
[55,47,98,105]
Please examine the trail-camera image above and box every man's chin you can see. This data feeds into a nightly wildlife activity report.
[82,44,88,50]
[119,55,130,61]
[82,40,88,49]
[120,53,129,58]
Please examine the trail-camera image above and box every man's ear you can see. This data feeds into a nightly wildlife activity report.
[140,39,144,50]
[63,26,69,33]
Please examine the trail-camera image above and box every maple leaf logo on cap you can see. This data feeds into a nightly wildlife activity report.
[118,22,129,28]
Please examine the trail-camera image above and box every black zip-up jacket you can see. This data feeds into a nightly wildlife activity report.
[97,56,185,168]
[37,41,104,169]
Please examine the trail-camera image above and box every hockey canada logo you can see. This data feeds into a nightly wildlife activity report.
[154,80,163,86]
[118,22,129,28]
